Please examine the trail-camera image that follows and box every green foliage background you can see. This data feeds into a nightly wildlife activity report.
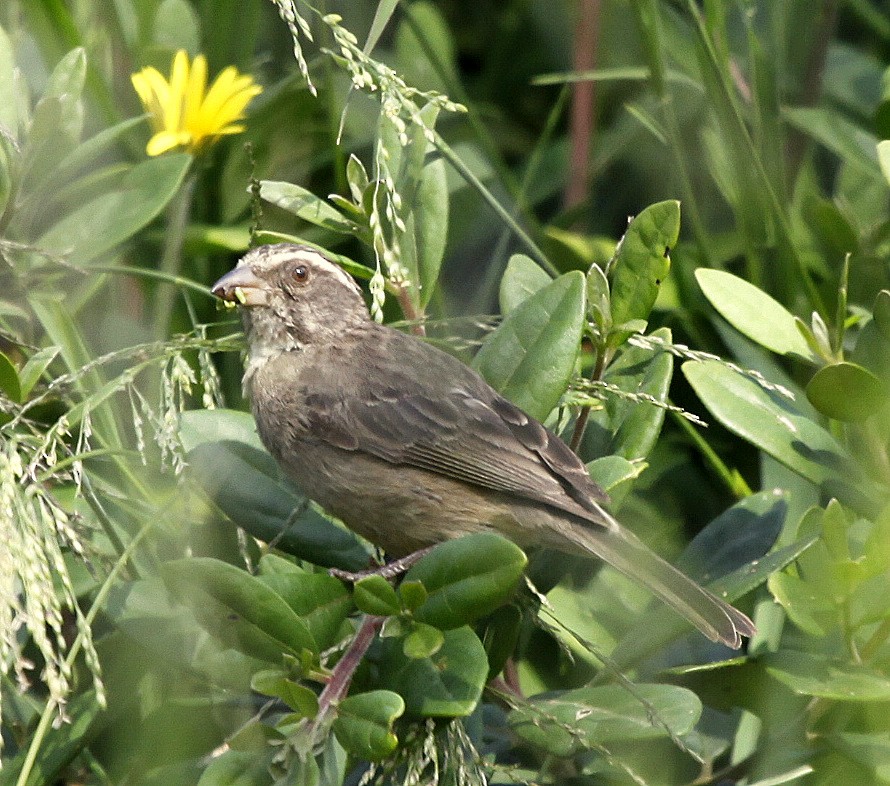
[1,1,889,784]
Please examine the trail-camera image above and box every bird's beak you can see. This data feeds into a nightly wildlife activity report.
[211,267,269,307]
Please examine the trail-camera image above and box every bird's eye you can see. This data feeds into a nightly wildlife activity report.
[293,265,309,283]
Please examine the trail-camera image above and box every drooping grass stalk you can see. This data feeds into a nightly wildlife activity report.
[14,521,153,786]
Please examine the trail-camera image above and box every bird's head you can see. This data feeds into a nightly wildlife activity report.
[212,244,369,357]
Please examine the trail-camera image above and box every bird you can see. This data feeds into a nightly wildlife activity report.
[212,243,755,648]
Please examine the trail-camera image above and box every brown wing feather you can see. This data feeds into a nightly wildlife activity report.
[298,327,610,526]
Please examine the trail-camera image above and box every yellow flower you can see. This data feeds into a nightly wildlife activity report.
[131,50,262,156]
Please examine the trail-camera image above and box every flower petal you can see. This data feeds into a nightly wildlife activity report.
[184,54,208,134]
[146,130,191,156]
[166,50,190,132]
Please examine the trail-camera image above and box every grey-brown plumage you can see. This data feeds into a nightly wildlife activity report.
[212,243,755,648]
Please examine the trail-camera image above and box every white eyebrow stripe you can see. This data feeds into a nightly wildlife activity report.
[240,244,363,296]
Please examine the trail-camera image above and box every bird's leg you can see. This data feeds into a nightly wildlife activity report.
[328,545,435,583]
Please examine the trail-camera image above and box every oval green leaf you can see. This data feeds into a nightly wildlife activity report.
[609,200,678,327]
[260,180,360,234]
[406,533,527,630]
[333,690,404,761]
[696,269,815,359]
[806,362,886,422]
[354,575,401,617]
[873,289,890,341]
[763,651,890,701]
[251,670,319,717]
[499,253,551,314]
[598,326,673,461]
[511,683,702,756]
[377,626,488,717]
[415,156,448,307]
[474,270,585,420]
[183,410,369,571]
[257,562,352,651]
[0,351,21,403]
[162,557,317,662]
[683,360,868,504]
[38,153,191,264]
[403,622,444,659]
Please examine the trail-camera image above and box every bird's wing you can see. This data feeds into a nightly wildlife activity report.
[298,329,609,525]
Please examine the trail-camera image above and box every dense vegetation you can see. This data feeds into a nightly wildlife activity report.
[1,1,889,784]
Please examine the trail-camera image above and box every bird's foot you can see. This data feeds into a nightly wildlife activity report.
[329,545,435,583]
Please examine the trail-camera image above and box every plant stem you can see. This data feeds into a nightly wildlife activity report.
[88,265,213,300]
[564,0,602,213]
[671,407,751,500]
[311,614,384,740]
[569,348,607,452]
[152,174,197,341]
[396,286,426,336]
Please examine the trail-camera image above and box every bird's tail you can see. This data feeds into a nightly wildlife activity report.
[561,518,756,648]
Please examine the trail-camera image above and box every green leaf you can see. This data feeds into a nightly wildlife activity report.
[602,326,674,461]
[608,200,678,327]
[873,290,890,342]
[474,271,586,420]
[829,732,890,781]
[414,156,448,307]
[260,180,361,234]
[346,154,369,202]
[42,47,86,139]
[252,670,319,717]
[783,106,881,177]
[51,117,144,189]
[196,749,276,786]
[162,557,317,662]
[586,455,643,500]
[396,2,457,93]
[0,351,21,403]
[806,362,886,422]
[586,262,611,334]
[180,408,264,453]
[696,269,815,359]
[256,560,353,651]
[499,253,551,314]
[38,153,191,264]
[405,533,527,630]
[683,360,872,507]
[0,131,16,222]
[398,580,427,611]
[20,48,87,190]
[332,691,404,761]
[403,622,444,659]
[480,604,521,679]
[363,0,399,55]
[511,684,702,756]
[763,651,890,700]
[0,24,20,135]
[879,140,890,186]
[353,575,401,617]
[768,571,836,636]
[18,346,59,399]
[183,411,369,571]
[377,626,488,717]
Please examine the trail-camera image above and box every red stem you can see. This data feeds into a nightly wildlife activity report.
[564,0,602,212]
